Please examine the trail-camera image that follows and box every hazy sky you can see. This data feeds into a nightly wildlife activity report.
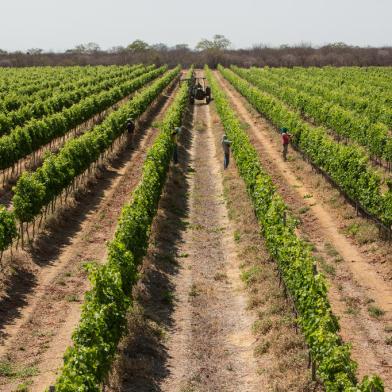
[1,0,391,51]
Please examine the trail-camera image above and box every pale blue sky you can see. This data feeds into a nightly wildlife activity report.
[1,0,391,51]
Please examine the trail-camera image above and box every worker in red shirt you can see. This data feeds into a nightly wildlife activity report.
[281,127,291,161]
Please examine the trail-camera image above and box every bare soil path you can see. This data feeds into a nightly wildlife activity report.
[0,84,178,392]
[158,101,258,392]
[106,70,320,392]
[107,83,262,392]
[214,70,392,387]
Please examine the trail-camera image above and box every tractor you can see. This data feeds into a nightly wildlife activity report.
[180,74,211,104]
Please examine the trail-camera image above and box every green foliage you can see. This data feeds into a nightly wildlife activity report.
[12,67,178,223]
[232,66,392,162]
[368,305,385,318]
[0,65,164,171]
[196,34,231,51]
[127,39,150,52]
[0,65,145,135]
[0,360,38,378]
[54,68,191,390]
[0,206,17,252]
[0,66,119,111]
[221,66,392,228]
[0,66,173,254]
[206,66,384,391]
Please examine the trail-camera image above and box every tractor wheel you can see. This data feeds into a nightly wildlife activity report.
[190,96,195,104]
[206,95,211,104]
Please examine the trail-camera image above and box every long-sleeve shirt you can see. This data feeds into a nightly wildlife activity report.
[282,133,290,145]
[221,136,232,154]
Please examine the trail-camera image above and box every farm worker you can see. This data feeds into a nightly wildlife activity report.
[171,126,182,164]
[126,118,135,146]
[205,86,212,103]
[280,127,291,161]
[221,134,232,169]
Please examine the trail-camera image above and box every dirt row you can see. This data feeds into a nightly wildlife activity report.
[106,71,317,391]
[2,67,390,391]
[158,102,258,391]
[213,71,392,388]
[0,80,179,391]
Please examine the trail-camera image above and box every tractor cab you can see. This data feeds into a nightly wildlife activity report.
[180,74,211,104]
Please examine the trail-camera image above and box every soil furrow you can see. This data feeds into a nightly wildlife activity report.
[0,83,179,391]
[106,70,317,392]
[159,102,258,391]
[214,70,392,387]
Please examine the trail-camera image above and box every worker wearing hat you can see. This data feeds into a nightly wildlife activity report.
[171,126,183,164]
[221,133,232,169]
[280,127,291,161]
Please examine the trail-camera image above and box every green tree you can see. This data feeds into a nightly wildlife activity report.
[327,42,350,48]
[196,34,231,51]
[127,39,150,52]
